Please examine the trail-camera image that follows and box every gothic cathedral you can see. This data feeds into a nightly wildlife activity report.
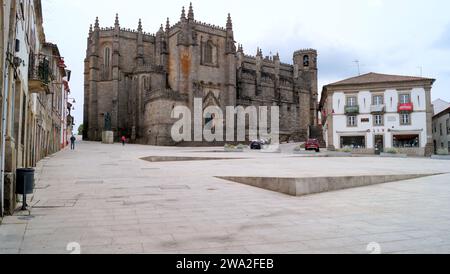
[83,4,318,145]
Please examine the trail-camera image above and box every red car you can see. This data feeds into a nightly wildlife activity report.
[305,139,320,152]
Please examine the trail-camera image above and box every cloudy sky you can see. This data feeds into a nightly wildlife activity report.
[42,0,450,129]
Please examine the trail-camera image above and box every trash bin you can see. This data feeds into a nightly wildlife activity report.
[16,168,35,210]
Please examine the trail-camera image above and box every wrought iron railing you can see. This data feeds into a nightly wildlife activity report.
[345,105,360,115]
[370,104,385,114]
[67,115,74,127]
[28,54,52,91]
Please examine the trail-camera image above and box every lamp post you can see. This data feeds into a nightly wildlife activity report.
[67,98,76,136]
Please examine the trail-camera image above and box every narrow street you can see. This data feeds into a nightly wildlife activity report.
[1,141,450,254]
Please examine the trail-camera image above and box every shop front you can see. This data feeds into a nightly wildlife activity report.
[340,136,366,149]
[390,131,424,156]
[393,134,420,148]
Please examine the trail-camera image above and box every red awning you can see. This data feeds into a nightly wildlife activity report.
[58,58,67,68]
[63,80,70,92]
[398,103,414,112]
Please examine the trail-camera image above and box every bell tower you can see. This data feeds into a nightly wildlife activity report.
[294,49,318,127]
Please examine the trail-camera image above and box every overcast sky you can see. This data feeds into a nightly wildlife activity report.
[42,0,450,129]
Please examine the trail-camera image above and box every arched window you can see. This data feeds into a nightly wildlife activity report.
[205,42,214,64]
[143,76,151,91]
[303,55,310,67]
[103,47,111,79]
[203,41,217,66]
[104,47,111,68]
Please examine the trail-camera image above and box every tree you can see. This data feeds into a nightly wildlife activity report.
[78,124,84,136]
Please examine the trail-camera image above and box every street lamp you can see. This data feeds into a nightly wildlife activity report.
[68,98,76,111]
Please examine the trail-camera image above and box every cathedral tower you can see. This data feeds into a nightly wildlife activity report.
[294,49,318,127]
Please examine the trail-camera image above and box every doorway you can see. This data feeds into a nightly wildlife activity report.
[375,135,384,155]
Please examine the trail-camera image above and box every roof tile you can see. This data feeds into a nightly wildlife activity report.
[327,72,435,86]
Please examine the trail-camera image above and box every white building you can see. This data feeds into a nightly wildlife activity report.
[319,73,435,156]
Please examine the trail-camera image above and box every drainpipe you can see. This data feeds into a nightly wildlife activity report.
[1,0,17,217]
[1,50,9,217]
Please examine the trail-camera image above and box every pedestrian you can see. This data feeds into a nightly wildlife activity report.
[70,135,76,150]
[121,136,126,146]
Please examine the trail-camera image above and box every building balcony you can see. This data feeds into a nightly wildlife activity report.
[370,104,386,114]
[67,115,74,127]
[28,54,53,94]
[398,103,414,113]
[345,105,360,115]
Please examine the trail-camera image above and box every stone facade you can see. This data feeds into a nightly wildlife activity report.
[432,102,450,154]
[1,0,71,216]
[83,4,318,146]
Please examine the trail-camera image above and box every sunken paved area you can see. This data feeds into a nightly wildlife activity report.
[1,141,450,254]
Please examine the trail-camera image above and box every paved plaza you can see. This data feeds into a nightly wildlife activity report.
[1,141,450,254]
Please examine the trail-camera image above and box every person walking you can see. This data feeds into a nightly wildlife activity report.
[70,135,77,150]
[121,136,127,146]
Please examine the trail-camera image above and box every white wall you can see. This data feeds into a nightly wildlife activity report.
[15,0,42,93]
[1,0,13,100]
[332,88,428,149]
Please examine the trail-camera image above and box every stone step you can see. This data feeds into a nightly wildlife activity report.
[217,173,442,197]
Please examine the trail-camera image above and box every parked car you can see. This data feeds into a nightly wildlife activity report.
[250,139,267,150]
[305,139,320,152]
